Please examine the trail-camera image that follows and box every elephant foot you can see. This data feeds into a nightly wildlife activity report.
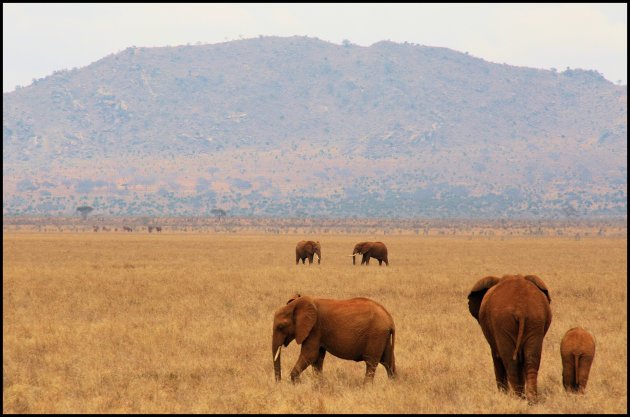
[363,376,375,385]
[523,385,538,404]
[525,392,538,405]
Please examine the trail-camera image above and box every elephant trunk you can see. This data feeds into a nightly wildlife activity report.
[272,335,283,381]
[316,249,321,264]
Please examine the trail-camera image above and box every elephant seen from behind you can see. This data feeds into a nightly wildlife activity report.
[295,240,321,264]
[467,274,552,403]
[349,241,389,266]
[272,294,396,383]
[560,327,595,394]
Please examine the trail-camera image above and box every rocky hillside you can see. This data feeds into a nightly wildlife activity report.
[3,36,627,218]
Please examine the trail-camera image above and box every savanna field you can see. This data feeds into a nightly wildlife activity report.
[3,231,627,413]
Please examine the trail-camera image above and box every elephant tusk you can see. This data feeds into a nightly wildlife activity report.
[274,346,282,361]
[346,255,356,257]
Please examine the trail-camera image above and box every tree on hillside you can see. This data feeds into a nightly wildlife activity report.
[77,205,94,220]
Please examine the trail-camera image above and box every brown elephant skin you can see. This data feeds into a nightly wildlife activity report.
[352,241,388,266]
[296,240,321,264]
[560,327,595,393]
[468,274,552,403]
[272,295,396,383]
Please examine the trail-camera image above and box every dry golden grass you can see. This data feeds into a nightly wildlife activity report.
[3,232,627,413]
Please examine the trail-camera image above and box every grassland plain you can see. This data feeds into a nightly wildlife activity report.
[3,232,627,413]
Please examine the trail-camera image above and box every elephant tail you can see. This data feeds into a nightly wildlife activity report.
[512,316,525,361]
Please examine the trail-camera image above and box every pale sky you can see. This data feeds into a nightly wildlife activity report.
[3,3,627,93]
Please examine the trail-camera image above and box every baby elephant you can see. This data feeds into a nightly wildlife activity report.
[272,294,396,383]
[560,327,596,393]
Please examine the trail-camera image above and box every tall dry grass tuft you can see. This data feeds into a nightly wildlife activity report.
[3,232,627,413]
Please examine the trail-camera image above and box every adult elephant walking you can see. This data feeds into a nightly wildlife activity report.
[272,295,396,383]
[349,241,388,265]
[295,240,321,264]
[467,274,552,403]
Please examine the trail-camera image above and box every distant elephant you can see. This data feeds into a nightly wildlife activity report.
[349,241,388,265]
[468,274,552,403]
[272,295,396,383]
[561,327,595,393]
[295,240,321,264]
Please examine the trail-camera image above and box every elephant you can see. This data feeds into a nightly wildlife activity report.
[295,240,321,264]
[560,327,595,393]
[349,241,388,266]
[272,294,396,383]
[467,274,552,403]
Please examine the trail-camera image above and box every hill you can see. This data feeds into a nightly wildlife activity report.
[3,36,627,218]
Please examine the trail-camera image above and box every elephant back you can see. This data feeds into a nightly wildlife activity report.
[480,276,551,323]
[561,327,596,354]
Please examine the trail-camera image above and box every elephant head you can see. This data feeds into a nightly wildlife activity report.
[351,242,369,265]
[312,241,321,263]
[272,296,318,381]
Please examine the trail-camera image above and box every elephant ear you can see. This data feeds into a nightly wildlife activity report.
[293,296,317,344]
[524,275,551,304]
[286,293,301,304]
[468,276,502,321]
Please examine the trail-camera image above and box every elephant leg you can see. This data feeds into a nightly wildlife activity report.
[296,254,300,265]
[308,255,313,264]
[577,354,594,393]
[522,339,543,403]
[364,359,379,383]
[312,347,326,375]
[363,254,369,265]
[384,257,389,266]
[561,354,576,391]
[507,360,525,398]
[302,257,306,264]
[491,352,508,392]
[378,259,383,265]
[290,344,320,383]
[364,333,390,382]
[524,367,540,403]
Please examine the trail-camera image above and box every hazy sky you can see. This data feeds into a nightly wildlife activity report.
[3,3,627,92]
